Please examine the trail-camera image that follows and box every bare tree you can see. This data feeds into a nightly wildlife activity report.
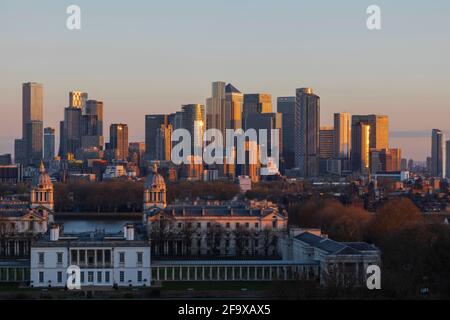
[179,220,196,256]
[206,224,224,256]
[233,226,250,257]
[149,217,174,256]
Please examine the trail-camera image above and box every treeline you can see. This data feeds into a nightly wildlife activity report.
[0,183,30,197]
[167,180,239,203]
[245,181,305,201]
[288,198,450,298]
[54,181,144,213]
[54,180,240,213]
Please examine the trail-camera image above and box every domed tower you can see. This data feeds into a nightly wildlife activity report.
[143,164,167,211]
[31,162,54,211]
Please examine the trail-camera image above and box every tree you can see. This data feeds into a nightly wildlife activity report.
[149,217,174,256]
[368,198,423,242]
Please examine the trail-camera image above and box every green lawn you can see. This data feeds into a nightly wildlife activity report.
[160,281,273,291]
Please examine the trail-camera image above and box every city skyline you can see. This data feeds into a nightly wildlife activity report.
[1,81,449,162]
[1,1,449,160]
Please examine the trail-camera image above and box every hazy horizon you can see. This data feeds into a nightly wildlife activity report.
[1,0,449,161]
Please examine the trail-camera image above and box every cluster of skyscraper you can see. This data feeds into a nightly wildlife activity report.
[12,81,449,180]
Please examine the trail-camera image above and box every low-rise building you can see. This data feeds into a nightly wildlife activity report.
[280,229,380,286]
[30,224,151,288]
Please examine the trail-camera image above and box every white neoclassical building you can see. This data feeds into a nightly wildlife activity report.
[30,224,151,288]
[280,229,381,286]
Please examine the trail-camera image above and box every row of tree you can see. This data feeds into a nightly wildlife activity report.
[288,197,450,298]
[52,180,240,212]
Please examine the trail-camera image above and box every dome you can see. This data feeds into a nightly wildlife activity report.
[33,162,52,188]
[144,164,166,190]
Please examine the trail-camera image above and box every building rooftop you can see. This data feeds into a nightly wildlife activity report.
[151,205,284,218]
[295,232,379,256]
[33,226,149,248]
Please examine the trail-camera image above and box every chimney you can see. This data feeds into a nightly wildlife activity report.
[50,225,60,241]
[125,224,135,241]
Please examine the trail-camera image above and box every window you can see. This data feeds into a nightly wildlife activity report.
[255,223,259,229]
[137,271,142,282]
[119,252,125,264]
[272,219,278,229]
[207,222,211,228]
[70,250,77,264]
[197,223,201,228]
[226,223,230,228]
[245,223,250,228]
[137,252,143,265]
[178,223,182,229]
[57,253,63,265]
[88,272,94,283]
[80,272,85,283]
[104,250,111,264]
[79,250,86,264]
[120,271,125,283]
[236,223,240,228]
[39,272,44,283]
[96,250,103,265]
[57,272,62,283]
[105,271,110,283]
[97,271,102,283]
[87,250,95,265]
[38,252,44,265]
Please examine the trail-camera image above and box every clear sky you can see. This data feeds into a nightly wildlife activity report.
[0,0,449,160]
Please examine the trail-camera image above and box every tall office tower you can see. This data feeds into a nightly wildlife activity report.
[277,97,296,169]
[401,158,408,171]
[244,112,283,158]
[319,127,335,159]
[408,159,414,171]
[44,127,56,161]
[447,141,450,178]
[22,82,43,138]
[206,81,226,135]
[168,112,183,131]
[129,142,146,168]
[242,93,272,128]
[334,113,351,159]
[426,157,432,174]
[295,88,320,177]
[145,114,169,161]
[80,100,104,150]
[85,100,104,136]
[109,124,129,161]
[60,107,82,159]
[369,148,402,174]
[19,82,43,166]
[25,121,43,166]
[235,140,260,183]
[69,91,88,108]
[58,121,65,158]
[14,139,26,165]
[181,104,205,156]
[351,123,371,174]
[352,115,389,150]
[431,129,446,178]
[225,83,243,131]
[155,123,173,161]
[385,148,401,172]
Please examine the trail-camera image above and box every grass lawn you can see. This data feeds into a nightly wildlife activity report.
[160,281,273,291]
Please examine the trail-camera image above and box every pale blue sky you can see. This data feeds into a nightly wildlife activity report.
[0,0,449,160]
